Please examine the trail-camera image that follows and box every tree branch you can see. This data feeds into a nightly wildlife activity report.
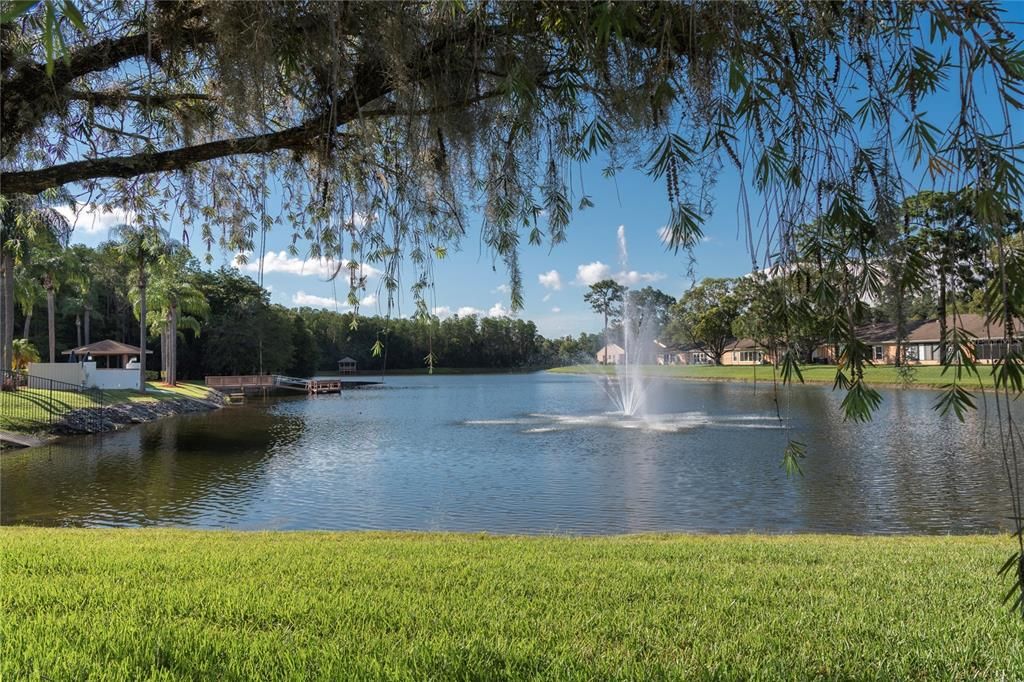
[1,9,214,158]
[64,89,213,107]
[1,14,513,194]
[2,126,319,194]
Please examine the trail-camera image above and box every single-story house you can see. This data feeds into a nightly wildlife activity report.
[596,343,626,365]
[721,338,774,366]
[669,343,715,366]
[338,356,357,374]
[28,340,152,390]
[814,313,1021,365]
[654,340,686,365]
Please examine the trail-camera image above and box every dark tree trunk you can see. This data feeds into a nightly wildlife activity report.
[894,285,905,368]
[138,267,147,393]
[160,327,167,382]
[0,249,13,373]
[938,269,948,364]
[22,311,31,339]
[603,309,608,364]
[84,306,91,345]
[168,304,178,386]
[45,279,55,363]
[75,314,82,348]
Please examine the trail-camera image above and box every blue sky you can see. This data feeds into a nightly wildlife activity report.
[64,2,1024,338]
[66,161,755,337]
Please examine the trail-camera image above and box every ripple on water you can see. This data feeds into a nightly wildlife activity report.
[464,411,784,434]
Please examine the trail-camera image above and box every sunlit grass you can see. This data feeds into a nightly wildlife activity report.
[0,381,217,432]
[1,529,1022,680]
[550,363,993,388]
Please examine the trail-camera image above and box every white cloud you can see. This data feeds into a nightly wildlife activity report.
[235,250,382,279]
[538,269,563,291]
[575,261,612,286]
[492,283,512,295]
[292,291,341,309]
[551,307,561,313]
[617,270,666,285]
[487,302,511,318]
[360,294,378,307]
[436,304,513,318]
[57,203,136,236]
[542,293,551,302]
[574,260,664,287]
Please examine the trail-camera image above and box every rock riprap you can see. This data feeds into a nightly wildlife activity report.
[53,397,222,435]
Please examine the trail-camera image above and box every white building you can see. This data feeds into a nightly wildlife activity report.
[28,340,151,390]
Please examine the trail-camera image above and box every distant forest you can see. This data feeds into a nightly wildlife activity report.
[13,242,602,378]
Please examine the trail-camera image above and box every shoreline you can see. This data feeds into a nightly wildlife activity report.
[1,387,224,447]
[547,365,991,391]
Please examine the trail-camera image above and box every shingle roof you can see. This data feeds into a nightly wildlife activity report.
[905,314,1017,342]
[854,322,900,344]
[854,314,1020,344]
[62,340,152,356]
[724,338,762,351]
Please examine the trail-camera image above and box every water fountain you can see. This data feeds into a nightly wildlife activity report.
[598,226,655,417]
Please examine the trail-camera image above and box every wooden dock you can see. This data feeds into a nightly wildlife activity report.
[205,374,382,395]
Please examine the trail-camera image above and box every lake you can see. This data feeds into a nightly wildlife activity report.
[1,373,1016,534]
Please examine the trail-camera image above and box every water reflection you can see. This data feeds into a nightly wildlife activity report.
[1,405,305,526]
[1,374,1018,534]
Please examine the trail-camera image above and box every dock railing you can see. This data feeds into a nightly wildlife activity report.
[205,375,276,389]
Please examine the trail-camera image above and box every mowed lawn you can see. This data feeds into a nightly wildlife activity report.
[0,381,216,431]
[550,363,995,389]
[2,529,1022,680]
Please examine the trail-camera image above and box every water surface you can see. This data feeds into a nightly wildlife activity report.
[1,373,1017,533]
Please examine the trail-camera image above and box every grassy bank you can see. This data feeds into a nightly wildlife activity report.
[0,381,218,432]
[550,363,994,389]
[2,529,1022,679]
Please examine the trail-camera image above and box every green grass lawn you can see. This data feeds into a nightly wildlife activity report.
[0,381,217,432]
[550,363,995,389]
[2,529,1022,680]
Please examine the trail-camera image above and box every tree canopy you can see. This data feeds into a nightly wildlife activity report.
[4,2,1021,318]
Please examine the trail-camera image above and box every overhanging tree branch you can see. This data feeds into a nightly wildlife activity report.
[1,6,214,158]
[2,15,513,194]
[2,125,331,192]
[64,89,213,107]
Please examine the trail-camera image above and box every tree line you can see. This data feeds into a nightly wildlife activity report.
[5,238,604,380]
[584,190,1022,367]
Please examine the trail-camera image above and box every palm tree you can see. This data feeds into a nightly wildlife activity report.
[33,240,87,363]
[112,223,170,393]
[62,245,99,347]
[11,338,40,372]
[133,245,207,386]
[0,191,73,374]
[14,267,43,340]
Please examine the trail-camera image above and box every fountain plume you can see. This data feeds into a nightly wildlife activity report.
[599,226,654,417]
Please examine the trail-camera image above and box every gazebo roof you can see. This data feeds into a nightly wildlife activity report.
[338,356,357,363]
[63,339,152,356]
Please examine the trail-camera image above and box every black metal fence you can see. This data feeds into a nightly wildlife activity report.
[0,369,107,433]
